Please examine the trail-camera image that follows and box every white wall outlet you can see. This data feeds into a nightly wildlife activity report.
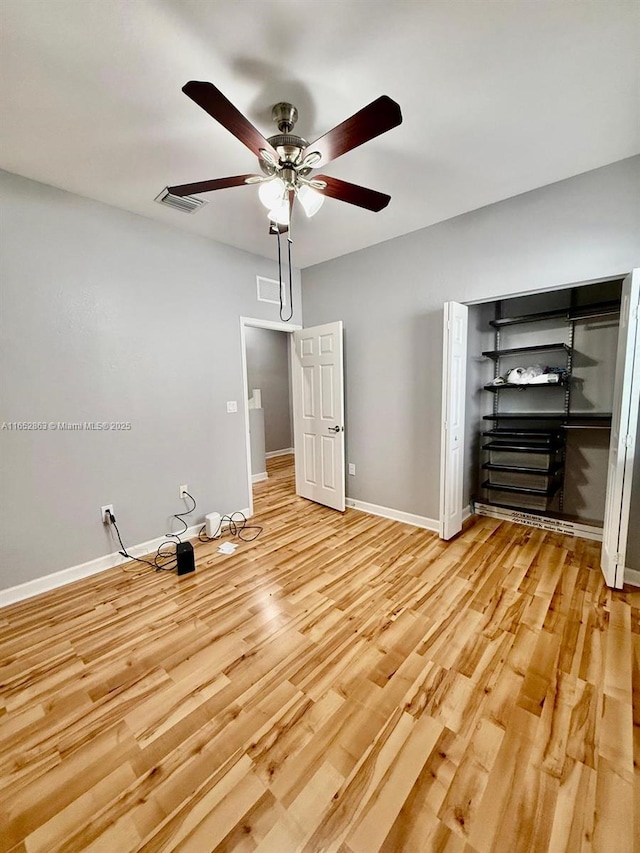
[226,400,238,413]
[348,463,356,476]
[101,504,114,523]
[179,484,188,499]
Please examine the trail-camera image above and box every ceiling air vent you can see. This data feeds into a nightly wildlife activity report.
[154,188,207,214]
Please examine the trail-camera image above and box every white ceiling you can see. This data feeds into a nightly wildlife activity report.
[1,0,638,269]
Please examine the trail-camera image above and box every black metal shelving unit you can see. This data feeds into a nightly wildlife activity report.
[481,302,574,512]
[478,293,619,515]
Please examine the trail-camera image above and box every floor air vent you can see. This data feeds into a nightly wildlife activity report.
[154,188,207,214]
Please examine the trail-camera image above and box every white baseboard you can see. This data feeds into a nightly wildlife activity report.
[0,511,249,609]
[252,472,268,483]
[345,497,439,532]
[462,504,471,522]
[265,448,294,459]
[624,567,640,587]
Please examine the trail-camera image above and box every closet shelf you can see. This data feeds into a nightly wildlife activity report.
[482,428,562,440]
[489,299,621,329]
[482,342,571,360]
[482,442,562,454]
[482,462,563,476]
[483,412,612,422]
[484,380,567,392]
[481,480,561,497]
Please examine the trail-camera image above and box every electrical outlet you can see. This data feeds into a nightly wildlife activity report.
[226,401,238,413]
[348,463,356,476]
[179,484,189,499]
[101,504,114,523]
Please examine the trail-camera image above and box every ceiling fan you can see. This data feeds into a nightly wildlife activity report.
[167,81,403,232]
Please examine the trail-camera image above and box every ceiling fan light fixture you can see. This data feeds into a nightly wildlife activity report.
[258,177,286,209]
[297,184,325,218]
[300,151,322,170]
[259,148,278,168]
[268,198,290,227]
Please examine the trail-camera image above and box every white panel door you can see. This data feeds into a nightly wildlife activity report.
[292,321,345,511]
[601,269,640,588]
[439,301,468,539]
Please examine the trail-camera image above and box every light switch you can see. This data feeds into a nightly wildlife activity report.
[227,401,238,413]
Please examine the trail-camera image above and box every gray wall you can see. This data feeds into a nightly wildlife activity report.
[245,327,292,453]
[301,156,640,556]
[0,169,301,589]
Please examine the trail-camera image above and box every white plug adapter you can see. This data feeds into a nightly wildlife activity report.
[205,512,222,539]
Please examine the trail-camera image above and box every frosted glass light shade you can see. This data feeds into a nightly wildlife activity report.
[258,177,286,209]
[297,184,325,217]
[268,198,290,226]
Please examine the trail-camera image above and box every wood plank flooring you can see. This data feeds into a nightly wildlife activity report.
[0,454,638,852]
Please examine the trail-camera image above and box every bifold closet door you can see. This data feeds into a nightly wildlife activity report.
[601,269,640,588]
[440,301,468,539]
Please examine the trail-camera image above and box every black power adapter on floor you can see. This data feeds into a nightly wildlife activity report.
[176,541,195,575]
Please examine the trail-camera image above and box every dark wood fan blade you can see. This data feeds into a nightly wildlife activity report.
[314,175,391,212]
[183,81,278,160]
[168,175,261,197]
[303,96,402,167]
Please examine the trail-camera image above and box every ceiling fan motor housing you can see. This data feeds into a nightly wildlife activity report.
[272,102,298,133]
[258,102,310,176]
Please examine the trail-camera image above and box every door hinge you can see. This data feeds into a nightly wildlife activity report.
[624,434,633,448]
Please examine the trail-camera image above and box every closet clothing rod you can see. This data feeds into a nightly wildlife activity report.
[561,424,611,430]
[571,309,619,322]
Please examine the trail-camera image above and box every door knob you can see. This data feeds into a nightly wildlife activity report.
[328,425,343,433]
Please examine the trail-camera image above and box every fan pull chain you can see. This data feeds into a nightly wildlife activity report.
[276,227,294,322]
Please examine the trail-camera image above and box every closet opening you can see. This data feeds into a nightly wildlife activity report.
[466,278,624,537]
[442,269,639,587]
[240,317,300,517]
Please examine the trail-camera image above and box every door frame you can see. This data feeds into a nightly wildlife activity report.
[439,302,468,539]
[240,316,302,517]
[600,270,640,587]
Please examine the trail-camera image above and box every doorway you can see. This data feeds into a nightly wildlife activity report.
[241,316,347,517]
[240,317,301,516]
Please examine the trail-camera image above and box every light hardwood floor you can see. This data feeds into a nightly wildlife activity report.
[0,454,638,852]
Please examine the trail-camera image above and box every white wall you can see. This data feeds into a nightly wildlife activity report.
[301,156,640,546]
[0,170,302,589]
